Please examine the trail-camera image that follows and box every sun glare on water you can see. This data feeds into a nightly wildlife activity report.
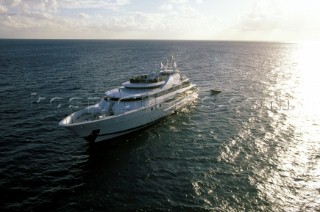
[253,42,320,210]
[296,43,320,117]
[279,43,320,210]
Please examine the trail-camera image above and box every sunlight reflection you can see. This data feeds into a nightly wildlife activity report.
[296,43,320,118]
[253,43,320,211]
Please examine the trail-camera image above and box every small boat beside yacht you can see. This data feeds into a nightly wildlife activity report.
[59,57,198,142]
[210,89,221,95]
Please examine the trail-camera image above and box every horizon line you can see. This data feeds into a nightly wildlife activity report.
[0,38,296,44]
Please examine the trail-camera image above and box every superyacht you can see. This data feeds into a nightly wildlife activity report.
[59,57,198,142]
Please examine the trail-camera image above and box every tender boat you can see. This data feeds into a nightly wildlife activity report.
[210,89,221,95]
[59,57,198,142]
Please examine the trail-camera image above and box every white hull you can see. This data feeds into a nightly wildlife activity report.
[60,57,198,143]
[61,91,197,142]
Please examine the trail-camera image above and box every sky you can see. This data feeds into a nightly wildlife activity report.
[0,0,320,42]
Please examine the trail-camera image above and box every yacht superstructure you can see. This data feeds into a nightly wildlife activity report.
[59,57,198,142]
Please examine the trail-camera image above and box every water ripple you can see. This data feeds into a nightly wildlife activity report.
[1,40,319,210]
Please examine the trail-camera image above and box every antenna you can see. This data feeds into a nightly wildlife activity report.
[171,55,179,72]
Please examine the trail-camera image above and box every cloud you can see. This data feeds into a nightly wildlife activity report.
[237,0,320,32]
[169,0,189,3]
[0,0,131,14]
[160,3,173,11]
[19,0,58,14]
[0,0,216,39]
[0,0,132,36]
[180,5,200,18]
[0,0,59,19]
[226,0,320,42]
[79,12,90,19]
[0,4,8,13]
[167,0,204,4]
[0,0,21,8]
[59,0,131,10]
[159,1,203,18]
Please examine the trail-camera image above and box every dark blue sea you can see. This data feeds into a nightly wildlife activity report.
[0,40,319,211]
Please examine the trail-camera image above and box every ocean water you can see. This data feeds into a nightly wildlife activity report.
[0,40,319,211]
